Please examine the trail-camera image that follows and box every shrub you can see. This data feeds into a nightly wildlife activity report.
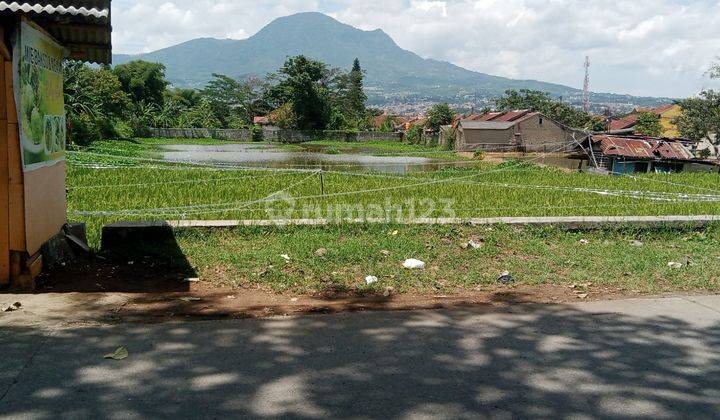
[113,121,134,139]
[251,125,264,142]
[68,113,101,146]
[405,125,423,144]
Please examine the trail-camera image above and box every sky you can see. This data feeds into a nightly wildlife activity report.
[111,0,720,98]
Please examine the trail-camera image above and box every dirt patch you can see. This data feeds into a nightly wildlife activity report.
[29,258,643,324]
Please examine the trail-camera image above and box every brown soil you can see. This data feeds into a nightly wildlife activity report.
[25,258,647,324]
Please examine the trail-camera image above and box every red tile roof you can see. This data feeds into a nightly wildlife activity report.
[253,116,271,125]
[608,104,676,131]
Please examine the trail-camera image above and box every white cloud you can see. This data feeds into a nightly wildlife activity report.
[111,0,720,97]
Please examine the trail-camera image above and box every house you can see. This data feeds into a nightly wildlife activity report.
[0,1,112,288]
[454,110,579,152]
[582,135,717,174]
[253,116,272,126]
[608,104,682,138]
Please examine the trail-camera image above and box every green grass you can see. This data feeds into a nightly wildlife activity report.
[64,138,720,295]
[172,224,720,294]
[67,138,720,247]
[302,139,459,159]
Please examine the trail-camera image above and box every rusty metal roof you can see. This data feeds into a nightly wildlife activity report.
[459,121,516,130]
[0,1,111,64]
[493,109,532,122]
[593,135,695,161]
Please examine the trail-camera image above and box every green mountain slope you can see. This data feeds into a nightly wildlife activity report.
[113,12,668,107]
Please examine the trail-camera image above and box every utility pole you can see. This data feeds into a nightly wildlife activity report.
[583,56,591,113]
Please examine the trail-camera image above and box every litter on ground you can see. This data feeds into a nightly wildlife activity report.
[403,259,426,269]
[104,347,129,361]
[365,276,379,285]
[497,271,514,284]
[2,302,22,312]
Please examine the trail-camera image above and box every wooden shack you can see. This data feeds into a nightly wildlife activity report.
[0,1,112,289]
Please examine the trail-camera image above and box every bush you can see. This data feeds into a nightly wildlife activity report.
[69,114,101,146]
[251,125,264,142]
[405,125,423,144]
[113,121,134,139]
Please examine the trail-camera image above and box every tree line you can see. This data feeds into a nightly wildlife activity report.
[63,55,720,146]
[63,55,374,145]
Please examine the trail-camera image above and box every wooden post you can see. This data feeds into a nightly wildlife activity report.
[319,171,325,196]
[0,53,8,287]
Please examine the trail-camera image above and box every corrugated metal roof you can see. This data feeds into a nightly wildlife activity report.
[593,135,695,161]
[0,1,111,64]
[494,109,531,122]
[653,141,694,160]
[459,121,516,130]
[0,1,108,18]
[478,112,502,121]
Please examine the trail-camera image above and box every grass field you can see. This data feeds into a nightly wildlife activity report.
[64,138,720,294]
[68,138,720,229]
[171,223,720,294]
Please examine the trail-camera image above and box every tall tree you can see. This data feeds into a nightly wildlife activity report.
[676,92,720,143]
[675,60,720,143]
[494,89,592,128]
[64,62,131,143]
[346,58,367,119]
[425,103,455,131]
[270,56,332,130]
[634,112,663,137]
[113,60,168,106]
[201,74,244,127]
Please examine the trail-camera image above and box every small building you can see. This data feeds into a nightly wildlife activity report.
[454,110,579,152]
[583,135,717,174]
[0,1,112,289]
[608,104,682,138]
[253,116,271,126]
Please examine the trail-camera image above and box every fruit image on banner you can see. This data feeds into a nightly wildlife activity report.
[14,20,66,172]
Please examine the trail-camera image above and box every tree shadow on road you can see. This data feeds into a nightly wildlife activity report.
[1,304,719,418]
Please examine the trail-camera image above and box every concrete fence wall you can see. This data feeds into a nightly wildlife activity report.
[148,128,403,143]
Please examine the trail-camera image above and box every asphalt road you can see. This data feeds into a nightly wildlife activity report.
[1,296,720,419]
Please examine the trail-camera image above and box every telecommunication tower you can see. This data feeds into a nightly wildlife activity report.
[583,56,590,113]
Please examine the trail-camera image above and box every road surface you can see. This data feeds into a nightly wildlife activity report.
[1,295,720,418]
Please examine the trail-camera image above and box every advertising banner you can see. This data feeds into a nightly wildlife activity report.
[14,20,66,172]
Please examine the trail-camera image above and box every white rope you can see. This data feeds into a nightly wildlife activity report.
[68,172,285,191]
[70,200,712,219]
[64,144,588,216]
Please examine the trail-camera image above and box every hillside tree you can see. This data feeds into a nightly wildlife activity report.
[346,58,367,119]
[425,103,455,131]
[675,60,720,143]
[494,89,592,128]
[113,60,168,106]
[634,112,663,137]
[269,55,333,130]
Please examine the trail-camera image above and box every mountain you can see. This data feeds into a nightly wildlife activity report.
[113,12,669,109]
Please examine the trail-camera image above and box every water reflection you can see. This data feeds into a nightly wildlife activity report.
[160,143,478,174]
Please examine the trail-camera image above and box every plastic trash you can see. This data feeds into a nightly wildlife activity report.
[497,271,514,284]
[2,302,21,312]
[104,347,129,360]
[365,276,379,285]
[468,240,483,249]
[403,259,426,269]
[281,254,291,262]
